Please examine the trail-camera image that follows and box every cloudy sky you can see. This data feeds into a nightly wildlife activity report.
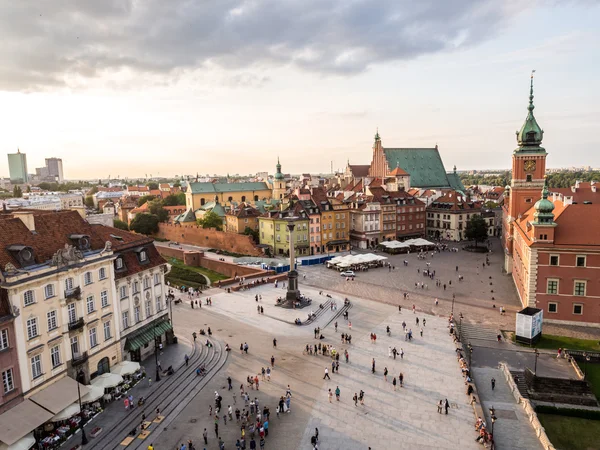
[0,0,599,180]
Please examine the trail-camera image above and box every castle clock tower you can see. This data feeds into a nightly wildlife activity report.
[504,73,548,273]
[508,73,547,221]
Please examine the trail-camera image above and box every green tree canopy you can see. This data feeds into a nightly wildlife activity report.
[146,182,159,190]
[163,193,186,206]
[12,186,23,198]
[113,219,129,231]
[465,215,488,247]
[130,213,159,235]
[197,210,223,231]
[243,226,259,243]
[173,180,181,188]
[137,195,157,207]
[84,196,95,208]
[147,199,169,222]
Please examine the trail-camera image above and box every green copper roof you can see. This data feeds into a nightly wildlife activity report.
[275,157,284,180]
[533,180,555,225]
[188,181,270,194]
[198,201,226,217]
[175,208,197,223]
[383,148,462,189]
[516,74,545,153]
[446,171,466,193]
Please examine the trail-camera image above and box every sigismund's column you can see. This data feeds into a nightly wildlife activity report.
[285,218,300,306]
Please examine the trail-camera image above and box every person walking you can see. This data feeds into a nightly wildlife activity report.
[491,378,496,390]
[400,348,404,359]
[444,398,449,415]
[266,367,271,381]
[392,376,397,391]
[203,428,208,445]
[323,367,330,380]
[185,354,189,366]
[335,386,340,401]
[353,392,358,406]
[271,355,275,368]
[273,338,277,348]
[371,358,376,374]
[384,367,388,382]
[328,389,333,403]
[335,321,338,332]
[437,400,443,414]
[359,390,365,405]
[399,372,404,387]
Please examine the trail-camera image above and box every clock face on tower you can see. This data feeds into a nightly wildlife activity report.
[524,160,536,173]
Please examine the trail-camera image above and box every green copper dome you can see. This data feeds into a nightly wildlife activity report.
[275,157,284,180]
[516,74,545,152]
[533,180,555,224]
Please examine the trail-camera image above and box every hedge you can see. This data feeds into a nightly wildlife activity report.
[167,266,209,286]
[535,405,600,420]
[165,276,204,290]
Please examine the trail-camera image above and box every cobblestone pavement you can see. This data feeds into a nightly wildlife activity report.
[473,367,544,450]
[149,288,480,450]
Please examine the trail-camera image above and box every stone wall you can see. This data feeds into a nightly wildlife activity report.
[154,223,262,256]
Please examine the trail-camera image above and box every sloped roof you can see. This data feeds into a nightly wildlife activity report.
[188,182,269,194]
[228,205,261,218]
[429,190,480,211]
[383,148,456,189]
[348,165,370,177]
[389,167,409,176]
[175,209,197,223]
[446,171,466,192]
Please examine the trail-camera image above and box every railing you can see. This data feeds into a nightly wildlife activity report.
[68,317,85,331]
[64,286,82,300]
[72,351,88,365]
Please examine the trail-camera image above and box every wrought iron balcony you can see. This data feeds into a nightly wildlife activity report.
[72,351,88,365]
[64,286,82,300]
[68,317,85,331]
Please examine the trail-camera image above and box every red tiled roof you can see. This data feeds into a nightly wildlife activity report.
[389,167,409,176]
[429,190,480,211]
[349,165,370,177]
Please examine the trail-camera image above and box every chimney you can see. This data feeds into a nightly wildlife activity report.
[13,211,36,231]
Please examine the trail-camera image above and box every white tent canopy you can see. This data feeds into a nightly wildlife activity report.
[0,433,35,450]
[331,253,387,268]
[91,373,123,389]
[110,361,140,377]
[51,403,80,422]
[80,385,105,404]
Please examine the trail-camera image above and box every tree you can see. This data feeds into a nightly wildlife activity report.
[465,215,488,247]
[84,196,95,208]
[146,182,159,190]
[137,195,156,207]
[12,186,23,198]
[197,211,223,231]
[26,185,31,193]
[130,213,159,235]
[243,226,259,243]
[173,180,181,188]
[484,201,499,209]
[113,219,129,231]
[147,199,169,222]
[163,193,186,206]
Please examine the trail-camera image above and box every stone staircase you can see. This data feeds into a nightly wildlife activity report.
[510,370,530,399]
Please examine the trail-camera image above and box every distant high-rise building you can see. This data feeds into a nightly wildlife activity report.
[7,149,28,183]
[45,157,64,182]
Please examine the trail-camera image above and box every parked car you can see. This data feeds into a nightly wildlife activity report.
[340,270,356,277]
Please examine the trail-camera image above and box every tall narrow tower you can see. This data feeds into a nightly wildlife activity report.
[272,158,286,200]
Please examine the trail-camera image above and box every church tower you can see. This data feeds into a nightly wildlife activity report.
[508,73,547,221]
[272,157,286,200]
[368,129,388,178]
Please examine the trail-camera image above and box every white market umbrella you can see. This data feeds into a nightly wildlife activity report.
[80,385,104,404]
[110,361,140,377]
[91,372,123,389]
[51,403,80,422]
[0,433,36,450]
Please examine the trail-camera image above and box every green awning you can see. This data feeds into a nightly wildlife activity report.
[125,320,173,352]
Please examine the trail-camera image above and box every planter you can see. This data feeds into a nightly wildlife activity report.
[90,427,103,438]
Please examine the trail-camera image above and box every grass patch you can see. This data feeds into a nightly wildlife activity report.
[167,258,228,283]
[165,276,204,290]
[538,414,600,450]
[153,237,169,242]
[584,363,600,401]
[207,249,249,258]
[513,333,600,352]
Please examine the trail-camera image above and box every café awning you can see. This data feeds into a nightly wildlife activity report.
[28,376,90,415]
[0,432,35,450]
[125,319,172,352]
[0,401,53,446]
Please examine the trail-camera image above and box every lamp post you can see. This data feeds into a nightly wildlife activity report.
[154,320,161,382]
[583,352,590,380]
[468,342,473,367]
[69,346,88,446]
[489,406,497,449]
[534,349,540,376]
[458,313,463,343]
[451,294,455,315]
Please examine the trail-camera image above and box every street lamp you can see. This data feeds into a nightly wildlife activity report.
[489,406,497,449]
[69,347,88,446]
[154,321,161,382]
[468,342,473,367]
[583,352,591,380]
[458,313,463,343]
[451,293,455,315]
[534,349,540,376]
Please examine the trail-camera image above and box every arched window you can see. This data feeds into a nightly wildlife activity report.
[241,196,246,202]
[228,196,233,202]
[254,195,259,201]
[200,198,205,206]
[97,357,110,376]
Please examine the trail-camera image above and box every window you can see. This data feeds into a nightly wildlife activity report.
[140,251,147,262]
[146,300,152,318]
[65,277,74,290]
[156,296,162,312]
[47,310,58,331]
[144,277,150,290]
[71,336,79,356]
[68,303,76,323]
[154,273,161,285]
[24,290,35,307]
[86,295,95,314]
[576,256,586,267]
[548,302,558,313]
[574,281,586,296]
[116,258,123,270]
[525,198,532,203]
[101,290,109,308]
[133,282,140,294]
[104,321,111,340]
[573,304,583,315]
[526,174,532,182]
[2,369,14,393]
[120,285,128,299]
[546,280,558,295]
[99,267,107,280]
[550,255,559,266]
[84,272,93,285]
[50,345,61,368]
[26,318,38,340]
[122,311,129,329]
[31,355,42,379]
[89,328,98,348]
[134,306,141,323]
[44,284,55,299]
[0,329,8,350]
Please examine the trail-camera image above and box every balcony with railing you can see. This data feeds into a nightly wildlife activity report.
[64,286,82,301]
[71,351,88,365]
[68,317,85,331]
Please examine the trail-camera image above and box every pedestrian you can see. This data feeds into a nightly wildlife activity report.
[420,327,423,337]
[359,390,365,405]
[388,346,392,358]
[323,367,330,380]
[444,398,449,414]
[124,397,129,411]
[437,400,443,414]
[399,372,404,387]
[392,376,397,391]
[335,321,338,332]
[228,376,233,391]
[203,428,208,445]
[384,367,388,382]
[185,354,189,366]
[273,338,277,347]
[335,386,340,401]
[271,355,275,367]
[491,378,496,390]
[423,318,426,327]
[416,317,419,325]
[353,392,358,406]
[266,367,271,381]
[328,389,333,403]
[400,348,404,359]
[286,384,292,397]
[371,358,376,374]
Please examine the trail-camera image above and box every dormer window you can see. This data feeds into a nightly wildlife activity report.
[7,245,35,267]
[69,234,91,251]
[140,251,147,262]
[115,257,124,270]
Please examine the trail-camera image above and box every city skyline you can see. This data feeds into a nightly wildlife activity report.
[0,1,599,179]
